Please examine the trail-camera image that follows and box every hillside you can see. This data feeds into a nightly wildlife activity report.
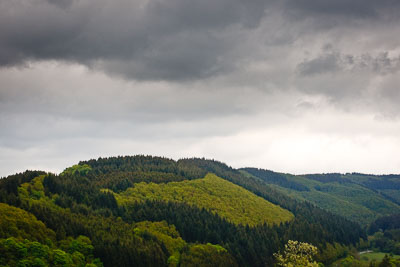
[0,202,55,242]
[0,202,102,266]
[112,173,294,226]
[0,156,367,266]
[242,168,400,225]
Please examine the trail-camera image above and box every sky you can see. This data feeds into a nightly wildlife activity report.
[1,0,400,177]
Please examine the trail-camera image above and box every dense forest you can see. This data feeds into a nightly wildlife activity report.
[2,155,399,266]
[241,168,400,226]
[368,214,400,255]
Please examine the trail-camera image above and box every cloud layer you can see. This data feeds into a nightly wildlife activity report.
[1,0,400,176]
[0,0,269,80]
[2,0,399,80]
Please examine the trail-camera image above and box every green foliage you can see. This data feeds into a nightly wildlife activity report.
[339,255,362,267]
[335,253,400,267]
[274,240,319,267]
[14,174,169,266]
[0,202,56,242]
[93,171,190,192]
[182,158,366,244]
[369,214,400,234]
[180,243,238,267]
[368,214,400,255]
[132,220,237,266]
[167,253,180,267]
[243,169,400,226]
[315,242,348,264]
[123,200,283,266]
[369,230,400,255]
[114,173,294,226]
[241,168,310,191]
[0,237,102,267]
[377,254,400,267]
[61,164,92,176]
[360,252,400,262]
[60,235,95,257]
[134,221,186,255]
[25,201,170,266]
[43,173,118,212]
[0,156,369,267]
[0,170,46,206]
[80,155,206,179]
[18,175,47,201]
[17,180,235,267]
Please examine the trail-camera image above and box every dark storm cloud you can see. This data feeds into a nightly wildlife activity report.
[2,0,400,81]
[0,0,268,80]
[1,0,400,114]
[2,0,400,177]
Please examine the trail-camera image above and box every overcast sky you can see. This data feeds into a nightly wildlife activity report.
[1,0,400,177]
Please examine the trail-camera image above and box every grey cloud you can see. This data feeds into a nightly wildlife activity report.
[275,0,400,39]
[46,0,74,9]
[95,31,233,81]
[0,63,262,129]
[297,50,400,76]
[359,53,400,74]
[290,46,400,117]
[3,0,400,177]
[1,0,400,114]
[0,0,268,80]
[297,53,341,76]
[3,0,400,81]
[285,0,400,20]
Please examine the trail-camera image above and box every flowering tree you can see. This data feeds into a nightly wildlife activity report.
[274,240,319,267]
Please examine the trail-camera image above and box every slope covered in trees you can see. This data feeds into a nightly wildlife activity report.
[0,202,55,242]
[113,173,294,226]
[0,202,102,266]
[0,156,369,266]
[241,168,400,225]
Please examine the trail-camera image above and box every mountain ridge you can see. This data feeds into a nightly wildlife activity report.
[0,155,379,266]
[241,167,400,225]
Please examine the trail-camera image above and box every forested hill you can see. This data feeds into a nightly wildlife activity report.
[0,156,367,266]
[242,168,400,226]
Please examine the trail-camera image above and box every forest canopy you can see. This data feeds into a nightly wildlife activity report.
[0,156,372,266]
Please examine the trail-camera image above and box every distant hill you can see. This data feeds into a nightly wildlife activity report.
[0,155,369,266]
[241,168,400,226]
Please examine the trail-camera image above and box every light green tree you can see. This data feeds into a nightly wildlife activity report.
[274,240,319,267]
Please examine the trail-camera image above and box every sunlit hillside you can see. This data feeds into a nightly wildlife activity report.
[112,173,294,226]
